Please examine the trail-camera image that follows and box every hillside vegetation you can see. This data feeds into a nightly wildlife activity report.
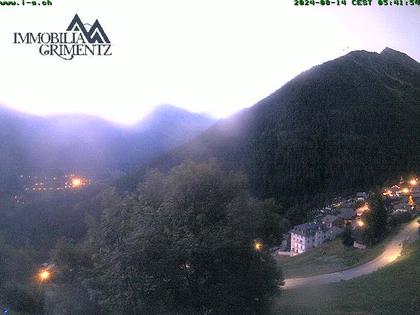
[124,48,420,223]
[275,240,420,314]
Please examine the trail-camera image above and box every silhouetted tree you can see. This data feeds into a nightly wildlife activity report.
[363,193,388,245]
[342,223,353,246]
[85,160,286,314]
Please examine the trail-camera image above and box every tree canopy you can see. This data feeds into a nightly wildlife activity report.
[363,193,389,245]
[82,160,287,314]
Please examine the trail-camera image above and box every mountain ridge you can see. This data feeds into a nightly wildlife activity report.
[121,48,420,223]
[0,105,215,194]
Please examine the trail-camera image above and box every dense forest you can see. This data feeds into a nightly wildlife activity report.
[120,48,420,223]
[0,161,289,314]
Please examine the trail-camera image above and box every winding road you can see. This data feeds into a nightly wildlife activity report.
[283,219,419,290]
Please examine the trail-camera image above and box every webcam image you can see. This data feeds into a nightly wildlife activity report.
[0,1,419,314]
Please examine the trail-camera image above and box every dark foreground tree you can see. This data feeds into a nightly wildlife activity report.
[85,160,286,314]
[363,193,388,245]
[341,223,353,247]
[45,238,105,315]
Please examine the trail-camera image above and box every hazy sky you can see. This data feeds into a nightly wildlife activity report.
[0,1,419,124]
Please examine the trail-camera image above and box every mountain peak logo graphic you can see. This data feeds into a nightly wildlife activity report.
[67,14,110,44]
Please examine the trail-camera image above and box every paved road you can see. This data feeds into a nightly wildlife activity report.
[283,219,419,290]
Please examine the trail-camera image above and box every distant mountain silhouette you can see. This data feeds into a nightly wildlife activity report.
[0,105,214,194]
[123,48,420,223]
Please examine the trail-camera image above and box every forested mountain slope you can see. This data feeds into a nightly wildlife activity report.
[124,48,420,221]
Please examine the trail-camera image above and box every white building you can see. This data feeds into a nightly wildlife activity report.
[290,223,329,256]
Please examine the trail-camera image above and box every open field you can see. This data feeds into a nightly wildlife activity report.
[274,240,420,315]
[276,229,398,278]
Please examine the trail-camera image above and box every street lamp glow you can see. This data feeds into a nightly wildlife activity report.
[402,188,410,194]
[71,178,82,188]
[409,179,418,186]
[38,269,51,282]
[358,220,365,227]
[254,241,263,252]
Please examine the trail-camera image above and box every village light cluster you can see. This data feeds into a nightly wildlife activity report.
[65,174,90,189]
[22,174,91,192]
[69,176,86,188]
[286,176,419,257]
[383,178,418,198]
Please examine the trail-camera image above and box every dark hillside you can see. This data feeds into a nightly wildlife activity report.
[125,48,420,221]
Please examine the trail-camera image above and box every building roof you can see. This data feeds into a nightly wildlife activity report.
[322,214,340,225]
[389,186,400,194]
[330,226,344,235]
[337,207,356,220]
[393,203,408,210]
[291,222,326,237]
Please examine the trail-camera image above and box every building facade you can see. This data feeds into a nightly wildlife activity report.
[290,223,329,256]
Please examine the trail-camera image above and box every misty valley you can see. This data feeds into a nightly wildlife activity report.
[0,48,420,314]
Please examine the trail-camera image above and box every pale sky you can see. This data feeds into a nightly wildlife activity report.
[0,1,419,124]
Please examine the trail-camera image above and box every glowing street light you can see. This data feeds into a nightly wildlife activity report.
[37,269,51,282]
[409,179,418,186]
[71,177,82,188]
[357,220,365,227]
[254,240,263,252]
[402,188,410,194]
[408,195,415,207]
